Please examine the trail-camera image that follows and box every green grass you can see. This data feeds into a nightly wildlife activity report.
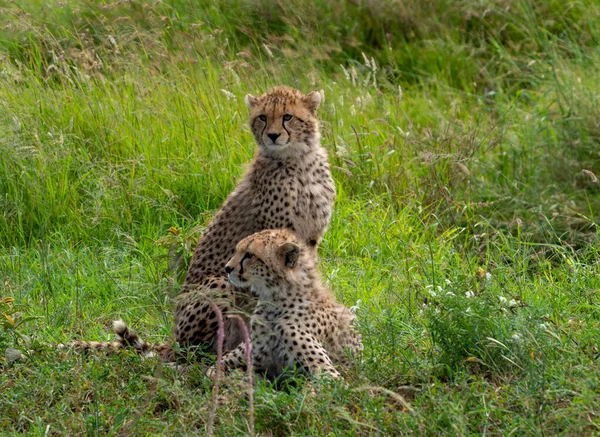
[1,0,599,435]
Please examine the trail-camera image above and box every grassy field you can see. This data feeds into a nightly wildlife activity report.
[1,0,599,435]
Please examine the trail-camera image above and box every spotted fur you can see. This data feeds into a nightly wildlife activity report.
[208,229,362,381]
[172,86,336,355]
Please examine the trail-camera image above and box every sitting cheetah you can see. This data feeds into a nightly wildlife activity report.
[209,229,362,381]
[62,86,336,358]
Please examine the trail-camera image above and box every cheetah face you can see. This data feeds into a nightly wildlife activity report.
[224,230,302,300]
[224,250,260,289]
[246,86,321,156]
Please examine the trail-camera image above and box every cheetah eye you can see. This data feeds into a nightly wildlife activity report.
[244,252,254,260]
[257,115,267,122]
[282,114,293,122]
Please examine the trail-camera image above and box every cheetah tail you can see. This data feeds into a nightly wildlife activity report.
[112,320,150,353]
[57,320,175,361]
[113,320,176,361]
[57,320,151,354]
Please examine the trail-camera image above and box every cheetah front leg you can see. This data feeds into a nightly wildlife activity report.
[206,342,247,379]
[281,327,341,379]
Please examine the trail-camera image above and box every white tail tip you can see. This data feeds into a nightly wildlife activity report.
[113,320,127,335]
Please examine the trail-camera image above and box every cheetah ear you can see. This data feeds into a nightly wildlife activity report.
[302,90,321,112]
[277,242,300,268]
[245,94,259,109]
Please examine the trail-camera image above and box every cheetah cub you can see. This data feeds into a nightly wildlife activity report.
[210,229,362,381]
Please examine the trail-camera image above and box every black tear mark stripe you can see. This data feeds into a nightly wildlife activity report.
[260,123,266,140]
[239,252,253,275]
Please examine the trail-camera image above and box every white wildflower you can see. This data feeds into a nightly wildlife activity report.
[445,292,456,297]
[511,333,521,341]
[508,299,518,308]
[499,296,507,305]
[465,291,474,299]
[445,279,452,286]
[485,272,493,281]
[426,285,437,298]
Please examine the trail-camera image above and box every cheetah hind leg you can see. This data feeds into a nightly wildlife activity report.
[174,277,255,355]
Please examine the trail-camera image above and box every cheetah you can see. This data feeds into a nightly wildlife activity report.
[208,229,362,381]
[63,86,336,358]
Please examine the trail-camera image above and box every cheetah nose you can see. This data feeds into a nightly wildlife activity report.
[224,265,234,274]
[267,133,280,142]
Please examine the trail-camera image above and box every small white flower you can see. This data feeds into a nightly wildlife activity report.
[426,285,437,298]
[465,307,471,313]
[539,323,548,330]
[485,272,493,281]
[446,292,456,297]
[499,296,507,304]
[445,279,452,285]
[465,291,474,299]
[512,333,521,341]
[508,299,518,308]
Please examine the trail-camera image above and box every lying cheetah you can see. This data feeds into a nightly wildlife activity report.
[209,229,362,380]
[62,86,335,358]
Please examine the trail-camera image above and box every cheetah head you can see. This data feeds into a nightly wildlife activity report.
[224,229,308,299]
[245,86,321,157]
